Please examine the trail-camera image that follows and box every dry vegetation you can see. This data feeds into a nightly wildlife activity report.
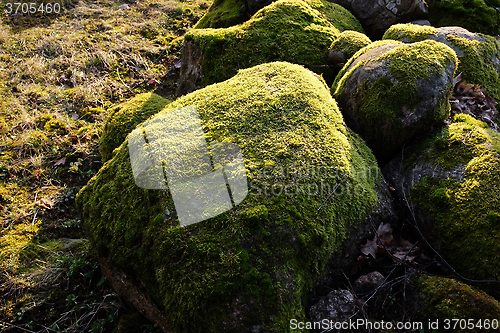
[0,0,208,331]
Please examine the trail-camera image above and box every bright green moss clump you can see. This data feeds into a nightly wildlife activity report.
[99,93,170,162]
[413,114,500,280]
[186,0,341,87]
[425,0,500,36]
[329,30,371,63]
[77,62,381,332]
[416,275,500,326]
[382,24,438,42]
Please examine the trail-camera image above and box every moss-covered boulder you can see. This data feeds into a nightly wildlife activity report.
[194,0,364,31]
[425,0,500,36]
[383,24,500,101]
[77,62,397,332]
[333,39,457,160]
[413,275,500,329]
[176,0,342,95]
[99,93,170,162]
[384,114,500,281]
[328,30,371,65]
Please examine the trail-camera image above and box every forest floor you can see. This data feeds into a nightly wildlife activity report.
[0,0,208,331]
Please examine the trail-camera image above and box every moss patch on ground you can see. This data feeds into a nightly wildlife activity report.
[99,92,171,162]
[416,275,500,326]
[382,23,500,101]
[186,0,341,87]
[77,62,381,332]
[413,114,500,281]
[333,40,457,158]
[425,0,500,36]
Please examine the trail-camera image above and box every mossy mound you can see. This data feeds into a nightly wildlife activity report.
[333,39,457,159]
[411,114,500,281]
[328,30,371,65]
[383,24,500,101]
[184,0,341,88]
[99,93,170,162]
[194,0,364,31]
[425,0,500,36]
[77,62,384,332]
[415,275,500,326]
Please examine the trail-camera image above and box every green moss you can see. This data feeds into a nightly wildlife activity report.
[447,34,500,101]
[193,0,247,29]
[99,92,171,162]
[416,275,500,325]
[332,39,403,92]
[329,30,371,62]
[304,0,364,33]
[382,23,438,42]
[413,115,500,280]
[334,40,457,157]
[425,0,500,36]
[381,23,500,101]
[186,0,341,87]
[77,62,381,332]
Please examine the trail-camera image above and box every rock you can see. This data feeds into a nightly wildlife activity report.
[329,0,428,39]
[328,30,371,65]
[333,39,457,161]
[410,19,430,26]
[308,290,355,322]
[383,114,500,281]
[353,271,385,294]
[383,24,500,101]
[410,275,500,322]
[178,0,342,95]
[194,0,364,30]
[425,0,500,36]
[99,92,170,162]
[77,62,397,332]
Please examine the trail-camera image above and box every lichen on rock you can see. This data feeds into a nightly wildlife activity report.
[77,62,395,332]
[333,39,457,160]
[178,0,342,95]
[383,24,500,101]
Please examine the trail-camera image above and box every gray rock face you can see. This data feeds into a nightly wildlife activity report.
[176,41,203,96]
[354,271,385,294]
[330,0,428,38]
[308,290,356,322]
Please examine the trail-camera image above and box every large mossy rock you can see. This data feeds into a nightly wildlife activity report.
[177,0,342,95]
[411,275,500,327]
[384,114,500,281]
[333,39,457,160]
[425,0,500,37]
[99,93,171,162]
[77,62,396,332]
[194,0,364,31]
[383,24,500,101]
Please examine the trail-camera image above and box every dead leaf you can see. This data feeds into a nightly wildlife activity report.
[361,238,378,259]
[54,157,66,166]
[36,197,55,209]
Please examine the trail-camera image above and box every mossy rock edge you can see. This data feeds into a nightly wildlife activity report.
[77,62,395,332]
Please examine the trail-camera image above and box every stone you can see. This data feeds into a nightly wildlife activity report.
[353,271,385,294]
[308,290,355,322]
[328,30,371,65]
[383,113,500,281]
[329,0,428,39]
[333,39,457,160]
[77,62,397,332]
[383,24,500,101]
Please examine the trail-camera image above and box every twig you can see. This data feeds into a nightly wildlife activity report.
[317,173,349,211]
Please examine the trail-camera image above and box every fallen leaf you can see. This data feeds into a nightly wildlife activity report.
[54,157,66,166]
[36,197,55,209]
[361,238,378,259]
